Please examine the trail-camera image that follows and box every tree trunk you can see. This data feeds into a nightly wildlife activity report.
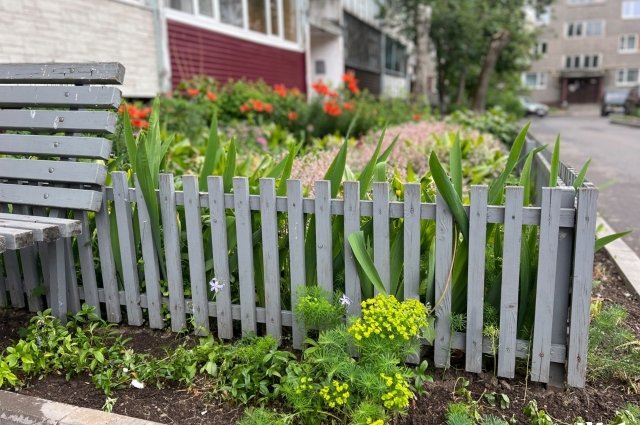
[413,4,431,97]
[455,68,467,105]
[472,30,511,112]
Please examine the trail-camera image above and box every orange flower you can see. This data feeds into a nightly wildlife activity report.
[118,104,125,113]
[250,99,264,112]
[343,102,354,111]
[264,103,273,113]
[240,103,250,113]
[290,87,302,97]
[207,91,217,102]
[328,90,338,98]
[343,71,360,95]
[288,111,298,121]
[412,113,421,121]
[274,84,288,97]
[131,118,149,129]
[186,88,199,97]
[323,101,342,117]
[312,81,330,96]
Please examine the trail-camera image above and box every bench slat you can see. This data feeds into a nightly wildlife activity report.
[0,62,125,84]
[0,226,34,249]
[0,134,112,160]
[0,159,107,186]
[0,86,121,109]
[0,218,60,242]
[0,110,117,133]
[0,183,102,211]
[0,213,81,237]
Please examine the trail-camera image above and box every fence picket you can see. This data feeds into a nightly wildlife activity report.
[403,184,421,300]
[315,181,333,294]
[373,182,390,293]
[466,186,488,373]
[260,178,282,340]
[74,210,99,314]
[134,176,163,329]
[344,181,361,316]
[435,194,453,368]
[159,173,186,332]
[183,175,209,335]
[498,187,524,378]
[567,188,598,387]
[287,179,306,349]
[112,172,143,326]
[234,177,257,336]
[208,176,233,339]
[531,188,562,382]
[95,189,121,322]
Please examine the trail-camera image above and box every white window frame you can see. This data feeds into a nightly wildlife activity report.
[616,68,640,86]
[562,53,602,69]
[522,72,547,90]
[622,0,640,18]
[565,20,604,38]
[619,34,639,52]
[164,0,303,52]
[535,41,548,56]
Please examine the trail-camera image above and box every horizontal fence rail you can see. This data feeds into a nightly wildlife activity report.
[0,162,598,387]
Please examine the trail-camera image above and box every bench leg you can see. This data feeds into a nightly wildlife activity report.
[47,239,67,323]
[64,239,81,314]
[4,250,24,308]
[0,264,7,307]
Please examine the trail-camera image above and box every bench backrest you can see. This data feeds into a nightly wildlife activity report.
[0,62,124,212]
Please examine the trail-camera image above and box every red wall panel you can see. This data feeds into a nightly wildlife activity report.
[167,20,306,92]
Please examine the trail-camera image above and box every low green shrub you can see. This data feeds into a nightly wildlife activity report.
[446,107,520,145]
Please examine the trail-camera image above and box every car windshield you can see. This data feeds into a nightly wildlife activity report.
[605,91,628,102]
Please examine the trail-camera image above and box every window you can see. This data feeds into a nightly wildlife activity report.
[623,1,640,18]
[619,34,639,52]
[385,37,407,75]
[617,68,640,86]
[567,20,603,37]
[166,0,298,42]
[536,6,551,24]
[523,72,547,89]
[535,41,548,55]
[564,54,601,69]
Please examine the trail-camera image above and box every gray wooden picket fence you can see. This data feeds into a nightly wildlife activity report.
[0,149,598,389]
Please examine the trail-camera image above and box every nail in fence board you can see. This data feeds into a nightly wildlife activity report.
[74,210,99,313]
[134,176,163,330]
[435,194,453,368]
[0,62,126,84]
[160,174,186,332]
[567,188,598,387]
[183,175,210,335]
[95,189,121,323]
[0,110,117,134]
[531,188,563,382]
[112,172,144,326]
[208,176,233,339]
[0,86,121,109]
[497,187,524,378]
[315,181,333,294]
[0,135,112,160]
[373,182,390,293]
[466,186,488,373]
[403,184,421,301]
[233,177,257,336]
[286,179,306,349]
[344,182,361,316]
[260,178,282,340]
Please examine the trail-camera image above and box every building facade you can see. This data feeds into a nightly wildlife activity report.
[525,0,640,105]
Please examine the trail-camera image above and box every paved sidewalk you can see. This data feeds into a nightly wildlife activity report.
[0,391,162,425]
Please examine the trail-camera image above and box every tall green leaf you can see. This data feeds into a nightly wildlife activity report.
[276,143,301,196]
[573,159,591,189]
[222,138,237,193]
[122,106,137,169]
[378,134,400,163]
[324,139,348,198]
[488,122,530,205]
[519,145,547,206]
[595,230,632,252]
[450,133,463,200]
[428,152,469,242]
[199,112,222,191]
[347,231,387,295]
[358,128,386,197]
[549,135,560,187]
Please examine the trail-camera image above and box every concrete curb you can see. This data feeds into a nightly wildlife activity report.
[598,217,640,297]
[0,390,162,425]
[609,116,640,128]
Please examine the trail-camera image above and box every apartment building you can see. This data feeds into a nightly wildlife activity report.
[524,0,640,105]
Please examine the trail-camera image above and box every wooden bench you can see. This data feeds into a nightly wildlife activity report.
[0,62,123,320]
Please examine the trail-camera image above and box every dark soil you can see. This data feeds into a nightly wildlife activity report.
[2,251,639,424]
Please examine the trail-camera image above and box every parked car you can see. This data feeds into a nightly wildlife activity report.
[519,97,549,117]
[601,89,629,116]
[624,85,640,116]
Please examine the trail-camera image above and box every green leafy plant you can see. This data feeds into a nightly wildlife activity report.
[294,286,347,332]
[523,400,554,425]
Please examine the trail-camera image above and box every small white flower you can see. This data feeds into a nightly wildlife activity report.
[131,379,145,389]
[123,367,129,373]
[209,278,225,293]
[339,294,351,306]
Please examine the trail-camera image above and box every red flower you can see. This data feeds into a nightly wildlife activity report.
[323,101,342,117]
[342,71,360,95]
[264,103,273,113]
[274,84,288,97]
[312,81,330,96]
[130,118,149,129]
[328,90,338,98]
[288,111,298,121]
[186,88,199,97]
[343,102,354,111]
[412,113,421,122]
[207,91,217,102]
[250,99,264,112]
[240,103,250,113]
[118,104,125,113]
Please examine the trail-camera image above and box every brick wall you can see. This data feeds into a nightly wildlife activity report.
[0,0,160,97]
